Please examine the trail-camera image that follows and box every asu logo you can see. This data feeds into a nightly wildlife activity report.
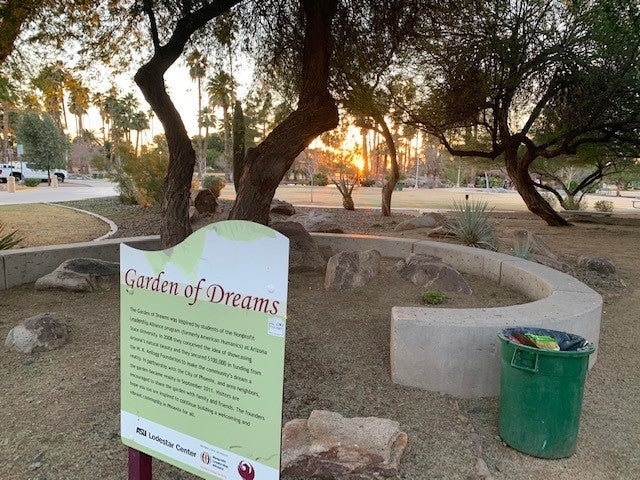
[237,460,255,480]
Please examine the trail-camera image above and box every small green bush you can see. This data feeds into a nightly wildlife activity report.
[562,196,584,210]
[421,290,447,305]
[446,199,498,250]
[313,172,329,186]
[360,178,376,187]
[24,178,41,187]
[201,175,226,197]
[593,200,614,213]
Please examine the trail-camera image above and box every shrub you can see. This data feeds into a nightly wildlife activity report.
[201,175,226,198]
[446,199,498,250]
[113,146,169,207]
[360,178,376,187]
[0,221,22,250]
[313,172,328,186]
[421,290,447,305]
[562,196,584,211]
[24,178,41,187]
[593,200,614,213]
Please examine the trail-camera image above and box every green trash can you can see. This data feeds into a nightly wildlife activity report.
[498,327,595,459]
[394,182,404,191]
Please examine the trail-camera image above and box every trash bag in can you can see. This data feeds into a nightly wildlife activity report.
[498,327,595,459]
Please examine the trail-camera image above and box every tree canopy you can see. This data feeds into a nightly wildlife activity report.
[15,110,70,173]
[400,0,640,225]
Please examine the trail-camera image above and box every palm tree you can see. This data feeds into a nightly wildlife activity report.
[67,76,90,137]
[206,71,237,179]
[130,111,150,155]
[186,49,208,178]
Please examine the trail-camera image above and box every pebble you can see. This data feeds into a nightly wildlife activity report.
[22,358,34,366]
[28,461,42,471]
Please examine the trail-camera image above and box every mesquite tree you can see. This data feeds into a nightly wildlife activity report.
[401,0,640,226]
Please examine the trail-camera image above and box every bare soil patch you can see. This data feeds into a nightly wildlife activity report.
[0,198,639,479]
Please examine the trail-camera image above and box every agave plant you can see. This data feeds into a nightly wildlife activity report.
[0,221,23,250]
[446,199,498,250]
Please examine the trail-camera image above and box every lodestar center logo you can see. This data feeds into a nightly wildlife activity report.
[237,460,255,480]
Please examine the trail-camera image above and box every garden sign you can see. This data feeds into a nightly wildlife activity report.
[120,221,289,480]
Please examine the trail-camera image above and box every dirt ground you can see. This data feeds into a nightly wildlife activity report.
[0,198,639,479]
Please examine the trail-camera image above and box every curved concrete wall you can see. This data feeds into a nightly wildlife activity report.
[0,232,601,398]
[312,234,602,398]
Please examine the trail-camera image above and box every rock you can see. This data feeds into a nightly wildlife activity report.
[35,258,119,292]
[427,226,457,238]
[394,213,445,232]
[396,253,472,294]
[578,256,616,275]
[288,211,344,233]
[5,313,69,354]
[271,199,296,216]
[193,189,218,215]
[532,254,573,274]
[325,250,381,291]
[514,230,558,259]
[271,222,326,273]
[281,410,408,480]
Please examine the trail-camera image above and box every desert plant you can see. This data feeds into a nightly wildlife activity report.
[23,178,41,187]
[593,200,614,213]
[201,175,226,197]
[421,290,447,305]
[0,221,22,249]
[360,178,376,187]
[512,235,534,260]
[313,172,328,186]
[112,145,169,207]
[562,195,584,210]
[446,199,498,250]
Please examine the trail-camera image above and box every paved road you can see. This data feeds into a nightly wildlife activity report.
[0,179,118,205]
[1,178,638,213]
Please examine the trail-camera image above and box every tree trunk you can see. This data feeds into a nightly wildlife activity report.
[134,0,241,247]
[377,117,398,216]
[232,100,245,192]
[505,151,570,226]
[229,0,339,224]
[135,63,196,248]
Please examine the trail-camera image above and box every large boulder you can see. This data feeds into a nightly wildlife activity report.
[271,199,296,216]
[394,213,445,232]
[288,211,344,233]
[5,313,69,354]
[271,222,326,273]
[193,189,218,215]
[281,410,408,480]
[35,258,120,292]
[325,250,381,291]
[396,253,472,294]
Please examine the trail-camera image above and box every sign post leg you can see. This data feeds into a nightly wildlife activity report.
[128,448,152,480]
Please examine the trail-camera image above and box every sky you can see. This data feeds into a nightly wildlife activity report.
[78,58,253,144]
